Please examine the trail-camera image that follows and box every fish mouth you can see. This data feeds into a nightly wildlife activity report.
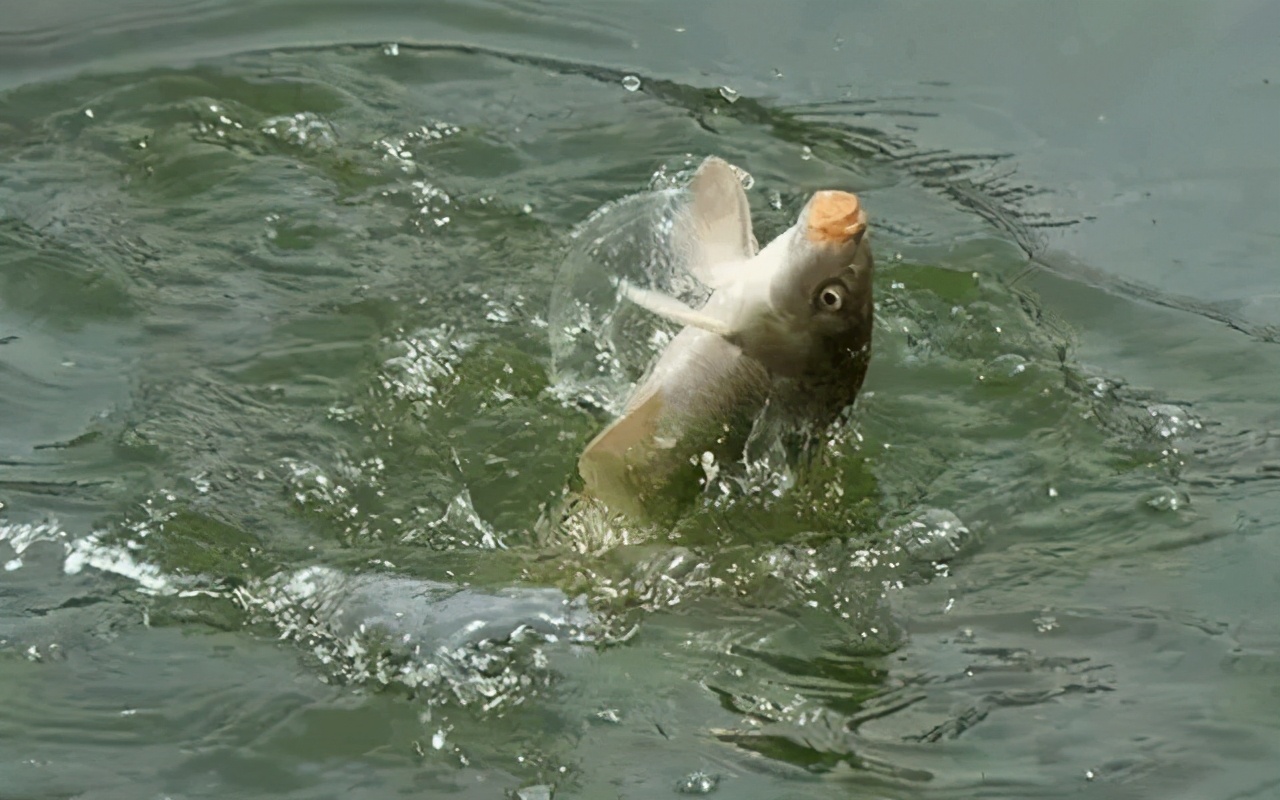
[804,190,867,245]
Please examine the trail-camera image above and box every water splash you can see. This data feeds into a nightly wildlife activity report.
[63,533,177,596]
[381,326,470,408]
[231,565,591,710]
[676,771,719,793]
[408,179,453,230]
[408,489,505,550]
[1,519,69,572]
[374,121,462,173]
[548,186,693,413]
[261,112,337,151]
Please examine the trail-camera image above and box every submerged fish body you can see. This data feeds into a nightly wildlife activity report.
[578,156,874,517]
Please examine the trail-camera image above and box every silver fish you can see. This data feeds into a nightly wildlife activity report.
[578,156,874,518]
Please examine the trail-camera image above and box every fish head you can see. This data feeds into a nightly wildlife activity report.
[725,190,873,380]
[773,190,871,334]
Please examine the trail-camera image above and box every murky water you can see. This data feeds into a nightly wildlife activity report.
[2,3,1279,798]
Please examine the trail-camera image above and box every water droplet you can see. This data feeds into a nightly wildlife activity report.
[1034,614,1058,633]
[383,42,399,56]
[676,771,720,794]
[84,108,95,119]
[522,203,533,214]
[979,353,1029,385]
[698,451,720,484]
[718,85,740,103]
[262,112,336,150]
[1146,487,1189,512]
[1146,403,1201,436]
[728,164,754,190]
[621,74,641,92]
[800,145,813,161]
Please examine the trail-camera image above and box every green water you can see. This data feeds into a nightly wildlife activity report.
[2,3,1279,798]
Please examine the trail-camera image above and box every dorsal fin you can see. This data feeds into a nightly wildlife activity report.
[679,156,757,288]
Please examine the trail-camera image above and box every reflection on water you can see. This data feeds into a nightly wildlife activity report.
[0,33,1278,800]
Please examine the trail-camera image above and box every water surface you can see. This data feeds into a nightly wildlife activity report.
[2,3,1279,799]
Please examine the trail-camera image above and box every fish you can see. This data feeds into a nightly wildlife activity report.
[577,156,875,518]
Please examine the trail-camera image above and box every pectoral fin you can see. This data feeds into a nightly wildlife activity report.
[679,157,758,288]
[619,280,736,338]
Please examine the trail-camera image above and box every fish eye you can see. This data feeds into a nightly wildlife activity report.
[815,282,846,312]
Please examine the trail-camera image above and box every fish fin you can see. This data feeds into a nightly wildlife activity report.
[578,388,667,513]
[680,157,757,288]
[620,281,736,337]
[580,388,665,465]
